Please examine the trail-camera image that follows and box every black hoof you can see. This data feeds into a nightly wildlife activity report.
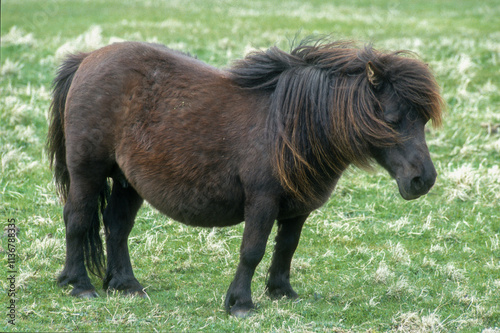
[225,298,255,318]
[104,276,145,296]
[266,284,298,300]
[225,297,255,317]
[59,271,98,298]
[230,306,254,318]
[73,289,99,298]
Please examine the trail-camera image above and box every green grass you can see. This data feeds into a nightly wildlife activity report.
[1,0,500,331]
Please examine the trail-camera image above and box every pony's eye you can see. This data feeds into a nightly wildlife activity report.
[385,113,401,126]
[387,118,399,125]
[406,111,418,123]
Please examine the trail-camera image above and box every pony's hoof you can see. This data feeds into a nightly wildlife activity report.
[230,306,254,318]
[267,286,299,300]
[77,290,99,298]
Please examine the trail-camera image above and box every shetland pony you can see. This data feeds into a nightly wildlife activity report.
[48,39,443,316]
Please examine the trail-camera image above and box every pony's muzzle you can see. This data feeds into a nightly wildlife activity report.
[397,163,437,200]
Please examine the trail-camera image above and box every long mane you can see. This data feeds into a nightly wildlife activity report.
[229,39,443,200]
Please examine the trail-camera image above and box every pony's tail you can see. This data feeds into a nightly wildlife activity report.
[48,53,108,278]
[85,184,110,278]
[47,53,88,202]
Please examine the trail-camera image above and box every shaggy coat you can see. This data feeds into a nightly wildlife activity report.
[48,39,443,316]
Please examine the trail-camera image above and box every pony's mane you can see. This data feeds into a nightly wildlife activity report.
[229,39,444,200]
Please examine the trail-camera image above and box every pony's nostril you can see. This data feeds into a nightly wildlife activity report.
[411,176,424,192]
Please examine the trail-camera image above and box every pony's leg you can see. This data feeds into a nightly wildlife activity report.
[58,176,107,298]
[266,214,308,299]
[224,197,277,317]
[103,181,144,295]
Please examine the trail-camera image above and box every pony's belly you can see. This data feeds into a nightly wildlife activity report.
[148,192,245,227]
[116,144,246,226]
[128,173,246,227]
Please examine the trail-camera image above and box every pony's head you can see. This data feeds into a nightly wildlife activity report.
[364,55,444,200]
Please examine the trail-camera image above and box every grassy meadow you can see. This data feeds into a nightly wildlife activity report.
[1,0,499,331]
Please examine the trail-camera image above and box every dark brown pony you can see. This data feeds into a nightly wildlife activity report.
[48,38,443,317]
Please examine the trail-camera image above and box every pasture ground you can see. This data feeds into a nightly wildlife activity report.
[1,0,499,331]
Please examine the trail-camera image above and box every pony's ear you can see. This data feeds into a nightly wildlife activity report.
[366,61,383,88]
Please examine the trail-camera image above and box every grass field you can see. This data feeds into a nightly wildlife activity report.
[1,0,499,331]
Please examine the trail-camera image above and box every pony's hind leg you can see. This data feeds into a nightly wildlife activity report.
[103,179,145,296]
[58,176,108,298]
[266,214,308,299]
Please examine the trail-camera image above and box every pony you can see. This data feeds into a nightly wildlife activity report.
[47,38,443,317]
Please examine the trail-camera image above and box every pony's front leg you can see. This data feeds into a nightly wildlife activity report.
[225,197,277,317]
[266,214,308,299]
